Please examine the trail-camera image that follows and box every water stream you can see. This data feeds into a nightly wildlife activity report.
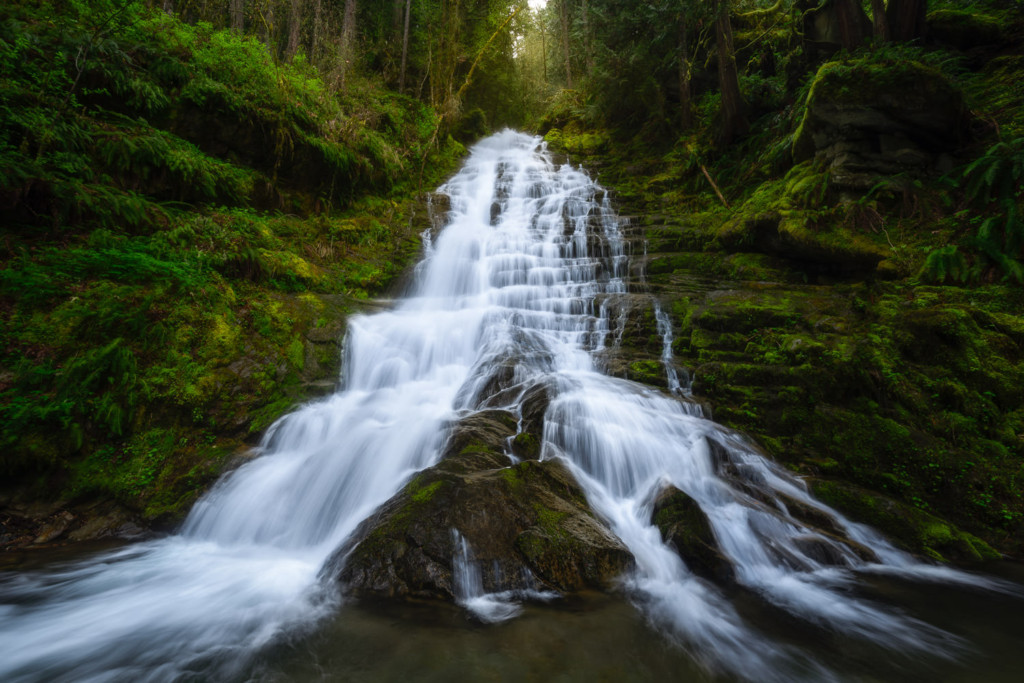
[0,130,1019,682]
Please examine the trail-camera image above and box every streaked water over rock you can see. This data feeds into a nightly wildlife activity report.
[0,130,1019,682]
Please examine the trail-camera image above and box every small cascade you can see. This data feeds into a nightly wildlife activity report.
[0,130,1019,683]
[451,529,556,623]
[654,303,687,397]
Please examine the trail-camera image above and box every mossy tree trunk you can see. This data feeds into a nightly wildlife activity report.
[581,0,594,76]
[886,0,927,42]
[310,0,322,61]
[678,14,693,130]
[399,0,412,93]
[715,0,747,144]
[559,0,573,88]
[869,0,890,42]
[340,0,358,87]
[286,0,303,59]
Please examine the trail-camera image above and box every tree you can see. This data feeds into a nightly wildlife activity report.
[399,0,412,92]
[286,0,303,59]
[831,0,870,50]
[714,0,747,144]
[678,8,693,130]
[230,0,244,32]
[559,0,573,88]
[869,0,890,42]
[887,0,927,42]
[340,0,358,85]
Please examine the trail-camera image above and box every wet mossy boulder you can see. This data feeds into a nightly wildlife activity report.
[793,58,966,191]
[329,410,634,601]
[651,485,735,585]
[811,479,1001,563]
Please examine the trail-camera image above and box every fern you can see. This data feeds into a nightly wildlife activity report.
[954,137,1024,281]
[922,245,972,284]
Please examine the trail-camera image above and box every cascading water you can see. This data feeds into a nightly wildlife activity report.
[0,130,1017,682]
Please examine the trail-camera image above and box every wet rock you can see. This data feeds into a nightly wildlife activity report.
[651,485,736,585]
[811,479,1001,563]
[329,411,634,601]
[1,499,146,551]
[518,378,556,445]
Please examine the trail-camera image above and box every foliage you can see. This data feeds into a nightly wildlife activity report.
[0,0,467,527]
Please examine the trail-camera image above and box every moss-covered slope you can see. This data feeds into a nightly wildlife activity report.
[0,1,464,544]
[540,4,1024,561]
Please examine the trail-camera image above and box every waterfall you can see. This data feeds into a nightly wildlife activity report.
[0,130,1015,682]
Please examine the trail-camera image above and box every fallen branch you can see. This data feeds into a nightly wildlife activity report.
[701,164,730,208]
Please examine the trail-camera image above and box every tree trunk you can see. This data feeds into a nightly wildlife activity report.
[715,1,747,144]
[541,21,547,82]
[869,0,890,42]
[832,0,869,50]
[310,0,322,61]
[887,0,927,42]
[399,0,412,93]
[340,0,358,86]
[230,0,244,32]
[678,16,693,130]
[264,3,275,52]
[581,0,593,75]
[559,0,573,88]
[286,0,303,60]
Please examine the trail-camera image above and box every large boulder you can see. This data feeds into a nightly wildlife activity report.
[327,409,634,601]
[793,58,966,192]
[651,485,736,585]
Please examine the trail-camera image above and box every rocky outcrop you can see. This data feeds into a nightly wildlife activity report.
[651,485,736,584]
[716,212,887,275]
[793,58,966,192]
[327,409,634,601]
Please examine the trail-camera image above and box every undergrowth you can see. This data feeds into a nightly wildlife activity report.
[0,0,465,524]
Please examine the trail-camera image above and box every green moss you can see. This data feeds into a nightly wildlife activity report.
[410,480,445,504]
[286,337,305,371]
[532,504,569,537]
[511,432,540,460]
[543,125,610,156]
[627,360,663,384]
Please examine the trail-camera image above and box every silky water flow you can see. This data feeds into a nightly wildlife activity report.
[0,130,1017,682]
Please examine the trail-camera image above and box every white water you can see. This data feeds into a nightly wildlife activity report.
[0,130,1014,682]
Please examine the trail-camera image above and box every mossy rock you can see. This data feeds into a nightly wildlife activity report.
[543,125,610,157]
[927,10,1002,50]
[330,411,634,601]
[810,479,1000,563]
[792,58,965,190]
[717,212,887,275]
[652,485,735,584]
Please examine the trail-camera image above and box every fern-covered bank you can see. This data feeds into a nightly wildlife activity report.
[540,0,1024,560]
[0,0,465,545]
